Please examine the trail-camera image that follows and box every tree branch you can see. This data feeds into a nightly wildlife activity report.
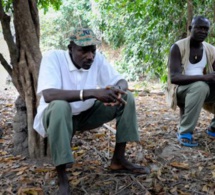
[29,0,40,39]
[0,0,18,66]
[0,53,12,76]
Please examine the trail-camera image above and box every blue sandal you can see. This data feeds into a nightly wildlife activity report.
[177,133,198,147]
[206,128,215,137]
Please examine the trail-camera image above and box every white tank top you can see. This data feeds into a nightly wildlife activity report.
[185,48,206,75]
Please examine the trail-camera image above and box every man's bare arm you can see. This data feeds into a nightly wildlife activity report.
[169,44,215,85]
[42,86,127,105]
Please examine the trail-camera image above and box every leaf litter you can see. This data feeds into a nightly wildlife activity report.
[0,86,215,195]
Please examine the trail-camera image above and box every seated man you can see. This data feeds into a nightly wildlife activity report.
[33,28,150,194]
[166,16,215,147]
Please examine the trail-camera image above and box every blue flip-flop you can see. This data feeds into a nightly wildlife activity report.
[177,133,198,147]
[206,129,215,137]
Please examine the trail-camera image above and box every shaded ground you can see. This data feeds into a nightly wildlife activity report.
[0,84,215,195]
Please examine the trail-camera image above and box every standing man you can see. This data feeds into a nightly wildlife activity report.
[166,16,215,147]
[33,28,150,194]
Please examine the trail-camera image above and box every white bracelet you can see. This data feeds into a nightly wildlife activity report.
[80,90,84,101]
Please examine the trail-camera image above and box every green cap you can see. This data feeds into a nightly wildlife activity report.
[69,28,101,46]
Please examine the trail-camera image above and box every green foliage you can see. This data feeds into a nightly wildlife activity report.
[40,0,215,82]
[94,0,215,82]
[1,0,62,12]
[2,0,13,12]
[95,0,188,81]
[3,0,215,82]
[40,0,91,51]
[192,0,215,45]
[38,0,62,13]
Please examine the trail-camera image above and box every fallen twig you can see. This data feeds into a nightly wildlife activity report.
[203,140,211,153]
[91,145,109,164]
[130,175,148,192]
[103,123,116,134]
[81,185,88,195]
[114,181,133,195]
[199,156,215,162]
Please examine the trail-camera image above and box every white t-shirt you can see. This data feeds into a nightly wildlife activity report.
[185,47,207,75]
[33,50,123,137]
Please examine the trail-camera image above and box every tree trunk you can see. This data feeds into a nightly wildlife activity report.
[0,0,45,158]
[187,0,193,36]
[213,1,215,22]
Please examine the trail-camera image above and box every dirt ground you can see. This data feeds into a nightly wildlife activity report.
[0,83,215,195]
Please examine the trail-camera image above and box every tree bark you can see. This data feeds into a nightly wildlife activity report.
[0,0,44,158]
[13,0,42,158]
[213,1,215,23]
[187,0,193,36]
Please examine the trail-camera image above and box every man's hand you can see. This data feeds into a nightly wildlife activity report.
[95,85,127,106]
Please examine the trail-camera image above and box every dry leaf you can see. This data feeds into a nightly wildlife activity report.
[35,168,54,173]
[170,161,190,170]
[212,170,215,178]
[202,185,209,192]
[18,187,43,195]
[170,186,177,193]
[198,166,203,172]
[72,146,79,151]
[177,190,191,195]
[154,183,163,192]
[0,139,5,144]
[70,176,87,186]
[76,149,85,155]
[72,171,82,176]
[5,104,13,107]
[157,175,166,182]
